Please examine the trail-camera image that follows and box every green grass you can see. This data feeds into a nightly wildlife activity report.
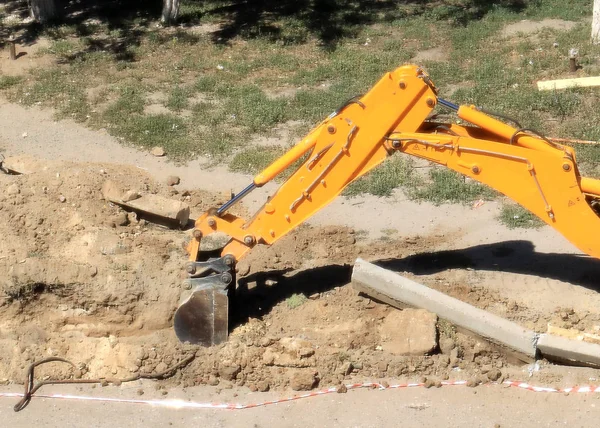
[0,76,22,90]
[499,203,545,229]
[345,156,414,197]
[286,293,308,309]
[229,146,285,175]
[410,169,497,205]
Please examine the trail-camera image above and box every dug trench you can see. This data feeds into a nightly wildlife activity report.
[1,158,600,394]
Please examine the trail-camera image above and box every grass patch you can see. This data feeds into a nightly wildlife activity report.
[0,76,22,90]
[166,85,192,112]
[345,156,414,197]
[499,203,545,229]
[286,293,307,309]
[410,169,497,205]
[229,146,285,175]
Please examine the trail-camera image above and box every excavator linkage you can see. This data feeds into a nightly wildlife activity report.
[174,64,600,346]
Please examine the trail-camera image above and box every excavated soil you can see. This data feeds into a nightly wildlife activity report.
[1,159,598,392]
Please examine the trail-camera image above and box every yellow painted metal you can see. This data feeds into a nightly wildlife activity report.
[393,130,600,258]
[189,64,600,265]
[580,177,600,196]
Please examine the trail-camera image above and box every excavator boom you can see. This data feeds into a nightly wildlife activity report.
[175,65,600,346]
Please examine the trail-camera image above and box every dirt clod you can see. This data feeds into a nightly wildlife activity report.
[290,370,317,391]
[166,175,180,186]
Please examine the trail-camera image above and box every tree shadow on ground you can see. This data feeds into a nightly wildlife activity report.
[1,0,527,56]
[187,0,528,49]
[0,0,163,60]
[233,239,600,323]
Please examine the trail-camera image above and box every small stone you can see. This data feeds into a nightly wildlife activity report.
[208,375,219,386]
[346,235,356,245]
[127,211,138,224]
[377,361,388,372]
[337,384,348,393]
[290,370,317,391]
[89,266,98,278]
[137,389,144,396]
[151,147,165,157]
[166,175,180,186]
[58,195,66,203]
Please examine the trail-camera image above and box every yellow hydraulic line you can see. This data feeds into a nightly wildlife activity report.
[458,105,558,154]
[580,177,600,197]
[253,125,322,187]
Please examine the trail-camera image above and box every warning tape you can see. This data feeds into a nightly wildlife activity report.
[0,380,598,410]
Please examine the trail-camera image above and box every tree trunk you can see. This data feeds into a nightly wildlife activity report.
[29,0,63,24]
[161,0,180,26]
[593,0,600,44]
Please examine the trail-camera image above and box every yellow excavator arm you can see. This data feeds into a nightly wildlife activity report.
[175,65,600,346]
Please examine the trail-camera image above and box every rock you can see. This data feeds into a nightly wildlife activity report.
[166,175,180,186]
[58,195,66,203]
[127,212,138,224]
[337,384,348,393]
[290,370,317,391]
[219,365,241,381]
[379,309,438,356]
[151,147,165,157]
[207,375,219,386]
[257,381,270,392]
[439,337,456,354]
[338,362,353,375]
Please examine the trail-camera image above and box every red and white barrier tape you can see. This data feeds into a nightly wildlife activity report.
[0,380,598,410]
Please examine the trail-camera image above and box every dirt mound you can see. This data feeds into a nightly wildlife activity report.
[0,158,546,390]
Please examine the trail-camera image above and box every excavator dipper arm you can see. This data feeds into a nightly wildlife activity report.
[174,64,600,346]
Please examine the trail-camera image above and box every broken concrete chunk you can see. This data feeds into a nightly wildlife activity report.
[102,180,190,228]
[379,308,437,356]
[126,194,190,228]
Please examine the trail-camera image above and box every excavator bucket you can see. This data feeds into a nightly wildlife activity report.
[174,252,235,346]
[174,282,229,346]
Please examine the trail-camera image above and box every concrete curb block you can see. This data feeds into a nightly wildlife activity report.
[351,258,538,358]
[537,334,600,368]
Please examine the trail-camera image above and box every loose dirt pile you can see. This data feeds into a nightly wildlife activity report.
[0,158,596,392]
